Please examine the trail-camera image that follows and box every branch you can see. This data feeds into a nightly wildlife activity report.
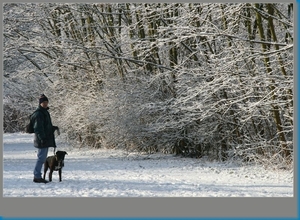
[221,33,291,47]
[17,49,53,83]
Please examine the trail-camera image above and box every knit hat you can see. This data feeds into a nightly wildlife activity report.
[39,94,49,104]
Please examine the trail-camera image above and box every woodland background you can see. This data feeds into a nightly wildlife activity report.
[3,3,294,165]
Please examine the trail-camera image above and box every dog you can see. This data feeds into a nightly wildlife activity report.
[43,151,68,182]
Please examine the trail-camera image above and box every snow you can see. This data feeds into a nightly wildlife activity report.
[3,133,293,197]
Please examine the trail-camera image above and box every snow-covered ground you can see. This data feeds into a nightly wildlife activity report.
[3,133,293,197]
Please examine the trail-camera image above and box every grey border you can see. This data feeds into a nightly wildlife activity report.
[1,0,298,218]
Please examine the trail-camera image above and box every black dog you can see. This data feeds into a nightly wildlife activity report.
[43,151,68,182]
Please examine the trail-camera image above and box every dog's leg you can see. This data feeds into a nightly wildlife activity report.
[58,169,62,182]
[43,161,49,180]
[49,169,53,182]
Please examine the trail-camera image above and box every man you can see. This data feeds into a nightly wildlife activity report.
[32,94,59,183]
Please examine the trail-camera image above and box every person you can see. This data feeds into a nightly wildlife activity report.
[32,94,59,183]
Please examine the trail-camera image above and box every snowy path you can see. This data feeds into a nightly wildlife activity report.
[3,133,293,197]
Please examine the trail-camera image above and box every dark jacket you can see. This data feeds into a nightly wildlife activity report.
[32,105,56,148]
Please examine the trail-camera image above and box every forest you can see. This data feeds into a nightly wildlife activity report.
[3,3,294,165]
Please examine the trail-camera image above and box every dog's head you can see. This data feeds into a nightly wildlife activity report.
[55,151,68,167]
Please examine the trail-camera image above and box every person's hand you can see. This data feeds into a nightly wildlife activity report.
[53,126,60,135]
